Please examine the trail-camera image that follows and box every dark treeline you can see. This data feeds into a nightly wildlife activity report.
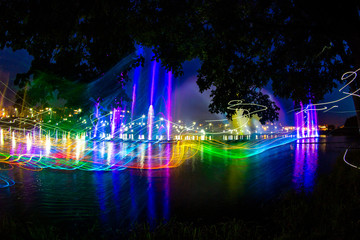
[1,0,359,125]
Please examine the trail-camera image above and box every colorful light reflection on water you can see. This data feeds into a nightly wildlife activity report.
[0,128,297,175]
[293,138,319,192]
[0,134,348,229]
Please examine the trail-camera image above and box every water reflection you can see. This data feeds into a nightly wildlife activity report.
[0,132,348,229]
[293,138,318,192]
[147,143,156,226]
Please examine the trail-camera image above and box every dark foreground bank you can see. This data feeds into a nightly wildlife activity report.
[1,148,360,240]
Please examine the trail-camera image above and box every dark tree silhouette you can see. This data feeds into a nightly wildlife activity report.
[1,0,359,125]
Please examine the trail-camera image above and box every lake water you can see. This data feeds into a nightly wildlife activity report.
[0,135,354,230]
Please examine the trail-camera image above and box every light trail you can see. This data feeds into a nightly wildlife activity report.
[0,125,298,188]
[289,67,360,115]
[342,145,360,170]
[0,49,305,189]
[205,99,269,135]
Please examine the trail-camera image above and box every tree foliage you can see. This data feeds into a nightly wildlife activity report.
[1,0,359,123]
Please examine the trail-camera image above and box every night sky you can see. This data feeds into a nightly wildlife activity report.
[0,48,355,127]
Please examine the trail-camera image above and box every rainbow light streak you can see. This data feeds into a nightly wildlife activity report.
[0,47,303,188]
[0,127,298,188]
[0,130,197,171]
[199,137,296,159]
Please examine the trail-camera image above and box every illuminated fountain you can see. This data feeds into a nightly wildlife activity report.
[147,105,154,140]
[295,101,319,138]
[166,71,172,141]
[91,47,174,141]
[0,46,304,189]
[89,48,283,142]
[228,109,264,139]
